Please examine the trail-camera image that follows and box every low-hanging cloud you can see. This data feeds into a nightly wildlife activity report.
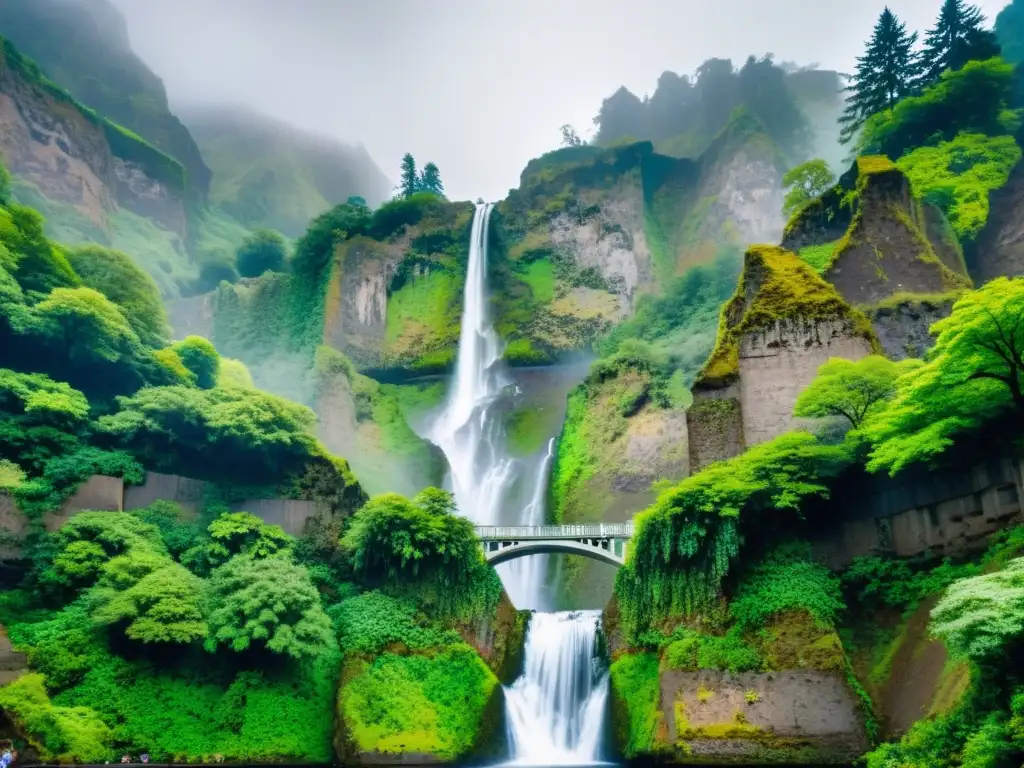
[110,0,1010,203]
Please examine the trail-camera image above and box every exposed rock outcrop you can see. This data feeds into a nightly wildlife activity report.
[688,245,876,466]
[974,156,1024,282]
[0,39,189,238]
[866,294,956,361]
[782,156,970,307]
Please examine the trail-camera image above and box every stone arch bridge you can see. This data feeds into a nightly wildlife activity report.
[475,523,633,567]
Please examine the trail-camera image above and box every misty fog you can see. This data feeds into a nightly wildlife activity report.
[110,0,1009,201]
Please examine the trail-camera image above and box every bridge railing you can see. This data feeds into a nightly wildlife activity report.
[475,523,634,540]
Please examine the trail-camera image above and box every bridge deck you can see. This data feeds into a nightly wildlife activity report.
[475,523,633,541]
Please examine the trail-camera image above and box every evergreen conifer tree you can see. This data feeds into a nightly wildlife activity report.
[839,7,921,144]
[918,0,999,86]
[398,153,418,198]
[419,162,444,197]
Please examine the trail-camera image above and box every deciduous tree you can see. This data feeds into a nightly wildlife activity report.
[864,278,1024,474]
[794,355,919,428]
[235,229,288,278]
[92,562,207,644]
[782,159,836,217]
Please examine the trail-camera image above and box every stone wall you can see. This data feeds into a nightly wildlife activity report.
[814,455,1024,568]
[658,669,867,763]
[737,319,873,447]
[123,471,206,519]
[686,386,744,473]
[0,471,332,559]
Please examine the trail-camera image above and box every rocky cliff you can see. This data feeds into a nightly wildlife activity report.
[782,156,970,307]
[494,112,786,366]
[974,155,1024,282]
[689,244,876,468]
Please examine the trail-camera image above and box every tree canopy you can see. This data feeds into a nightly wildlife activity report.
[782,159,836,217]
[794,355,921,429]
[204,554,334,660]
[864,278,1024,475]
[235,229,289,278]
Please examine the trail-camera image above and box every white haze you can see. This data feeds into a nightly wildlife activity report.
[110,0,1010,202]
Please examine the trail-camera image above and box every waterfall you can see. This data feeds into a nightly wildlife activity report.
[504,612,609,765]
[426,203,608,764]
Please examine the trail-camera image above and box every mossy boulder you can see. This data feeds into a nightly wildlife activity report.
[783,156,971,307]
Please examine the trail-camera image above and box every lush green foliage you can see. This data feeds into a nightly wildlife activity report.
[794,355,920,429]
[615,431,854,634]
[858,58,1018,160]
[863,277,1024,474]
[0,673,112,762]
[897,132,1021,243]
[341,646,496,759]
[236,229,289,278]
[608,652,661,758]
[65,245,169,347]
[91,561,207,644]
[783,159,836,216]
[171,336,220,389]
[729,544,844,630]
[205,554,334,660]
[931,557,1024,663]
[342,489,501,618]
[331,591,462,656]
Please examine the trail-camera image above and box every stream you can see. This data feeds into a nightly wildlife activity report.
[424,203,610,763]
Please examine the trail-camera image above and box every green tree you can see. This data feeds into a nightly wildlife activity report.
[235,229,288,278]
[205,554,334,659]
[0,369,89,472]
[399,153,418,198]
[857,57,1017,161]
[97,384,320,482]
[197,261,238,292]
[794,355,920,429]
[170,335,220,389]
[864,278,1024,475]
[839,7,921,144]
[918,0,999,86]
[182,511,292,574]
[560,124,584,147]
[418,162,444,197]
[66,245,168,347]
[930,557,1024,663]
[92,562,208,644]
[782,159,836,217]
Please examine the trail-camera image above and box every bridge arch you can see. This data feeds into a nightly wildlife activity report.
[476,523,632,568]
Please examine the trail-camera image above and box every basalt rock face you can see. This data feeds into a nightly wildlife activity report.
[782,156,970,307]
[688,245,876,467]
[974,156,1024,282]
[867,295,955,361]
[0,39,189,239]
[494,113,786,366]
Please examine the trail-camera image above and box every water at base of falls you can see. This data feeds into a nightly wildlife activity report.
[424,203,608,763]
[504,612,609,765]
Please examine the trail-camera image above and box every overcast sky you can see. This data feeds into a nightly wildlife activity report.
[110,0,1010,202]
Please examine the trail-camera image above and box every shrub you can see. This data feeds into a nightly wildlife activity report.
[331,591,462,655]
[171,336,220,389]
[236,229,289,278]
[205,554,335,660]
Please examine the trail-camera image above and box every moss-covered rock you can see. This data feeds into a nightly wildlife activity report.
[695,244,875,390]
[783,156,971,307]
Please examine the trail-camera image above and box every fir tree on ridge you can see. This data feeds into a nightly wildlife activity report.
[419,162,444,197]
[839,7,920,144]
[398,152,418,198]
[918,0,1000,87]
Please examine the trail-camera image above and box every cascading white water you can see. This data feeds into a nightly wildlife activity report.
[426,203,608,764]
[504,612,609,765]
